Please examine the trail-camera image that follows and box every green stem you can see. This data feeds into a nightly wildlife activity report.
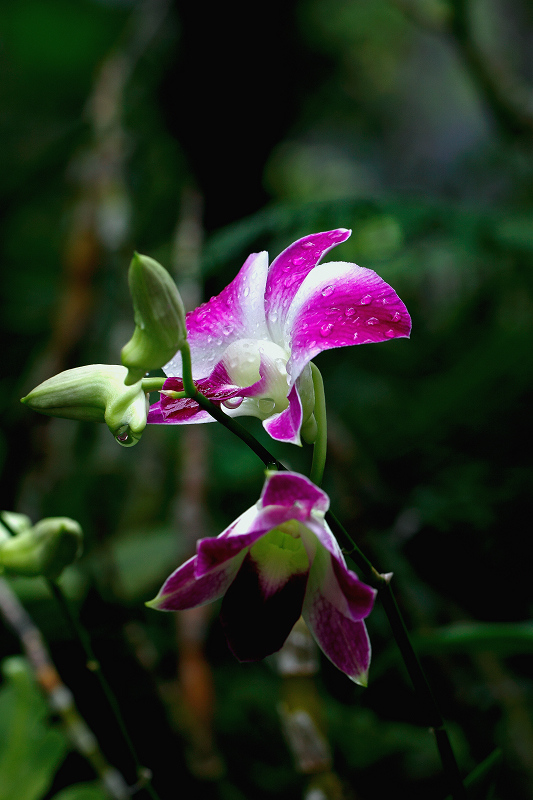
[141,377,166,393]
[309,363,327,487]
[46,581,161,800]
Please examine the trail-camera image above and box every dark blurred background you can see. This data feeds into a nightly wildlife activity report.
[1,1,533,799]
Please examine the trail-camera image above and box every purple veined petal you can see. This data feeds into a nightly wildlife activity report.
[304,539,376,623]
[262,384,303,445]
[260,470,330,516]
[265,229,351,346]
[164,251,270,380]
[303,587,372,685]
[285,261,411,382]
[147,397,215,424]
[147,551,245,611]
[220,552,308,661]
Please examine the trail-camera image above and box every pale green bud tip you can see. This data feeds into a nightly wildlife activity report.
[0,516,83,580]
[21,364,147,447]
[121,252,187,378]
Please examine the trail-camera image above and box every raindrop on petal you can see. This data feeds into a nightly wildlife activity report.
[384,329,396,338]
[302,241,314,248]
[243,287,250,297]
[392,311,401,322]
[360,295,372,305]
[114,426,137,448]
[223,397,244,409]
[258,398,275,414]
[326,307,341,316]
[367,317,379,325]
[345,307,356,317]
[268,311,278,323]
[321,285,334,297]
[292,256,305,266]
[320,323,334,337]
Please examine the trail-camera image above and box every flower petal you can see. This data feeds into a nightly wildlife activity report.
[260,470,330,516]
[262,384,302,444]
[220,552,308,661]
[164,251,270,380]
[265,229,351,345]
[303,590,372,685]
[147,552,244,611]
[285,261,411,382]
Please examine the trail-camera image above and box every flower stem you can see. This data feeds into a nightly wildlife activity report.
[47,580,162,800]
[309,363,327,487]
[141,377,166,392]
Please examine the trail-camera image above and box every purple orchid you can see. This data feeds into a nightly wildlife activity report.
[147,228,411,445]
[147,471,376,685]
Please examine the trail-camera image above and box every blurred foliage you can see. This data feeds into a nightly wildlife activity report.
[1,0,533,798]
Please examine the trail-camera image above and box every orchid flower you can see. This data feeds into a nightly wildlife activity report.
[147,471,376,685]
[147,228,411,445]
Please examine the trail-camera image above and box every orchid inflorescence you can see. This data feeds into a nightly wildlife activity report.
[22,228,411,683]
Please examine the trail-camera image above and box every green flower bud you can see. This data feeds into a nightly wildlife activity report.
[0,516,83,580]
[21,364,147,447]
[121,252,187,385]
[0,511,33,544]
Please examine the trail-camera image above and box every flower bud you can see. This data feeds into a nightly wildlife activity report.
[21,364,147,447]
[0,516,83,580]
[0,511,33,544]
[121,252,187,385]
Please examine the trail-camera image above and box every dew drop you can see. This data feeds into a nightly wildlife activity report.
[222,324,233,336]
[275,358,287,374]
[207,335,213,343]
[243,287,250,297]
[384,329,396,338]
[302,241,314,248]
[345,307,356,317]
[367,317,379,325]
[268,311,278,323]
[114,426,137,448]
[258,397,275,414]
[223,397,244,409]
[292,256,305,266]
[326,306,340,316]
[320,323,334,337]
[360,295,372,305]
[215,338,223,346]
[353,332,358,340]
[392,311,401,322]
[321,285,334,297]
[308,340,317,349]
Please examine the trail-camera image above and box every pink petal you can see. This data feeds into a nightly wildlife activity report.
[260,470,329,516]
[262,384,303,445]
[285,261,411,382]
[265,229,351,345]
[147,553,243,611]
[164,251,270,380]
[303,591,372,685]
[220,553,308,661]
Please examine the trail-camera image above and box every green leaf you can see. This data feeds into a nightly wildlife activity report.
[0,657,68,800]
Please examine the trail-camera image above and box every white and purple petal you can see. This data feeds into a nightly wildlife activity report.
[259,470,330,516]
[285,261,411,382]
[264,229,351,345]
[262,384,303,445]
[147,552,245,611]
[165,251,270,380]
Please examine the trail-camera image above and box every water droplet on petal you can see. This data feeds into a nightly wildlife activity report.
[326,306,340,316]
[292,256,305,265]
[308,340,317,349]
[302,241,314,248]
[321,285,334,297]
[360,295,372,305]
[367,317,379,325]
[345,307,356,317]
[222,324,233,336]
[223,397,244,409]
[243,287,250,297]
[320,322,334,337]
[258,397,275,414]
[215,337,223,346]
[275,357,287,374]
[114,426,137,448]
[353,332,358,340]
[392,311,401,322]
[207,335,213,343]
[268,311,278,323]
[384,329,396,338]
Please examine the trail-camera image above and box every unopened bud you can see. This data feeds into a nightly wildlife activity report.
[0,511,33,544]
[21,364,147,447]
[121,252,187,385]
[0,516,83,580]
